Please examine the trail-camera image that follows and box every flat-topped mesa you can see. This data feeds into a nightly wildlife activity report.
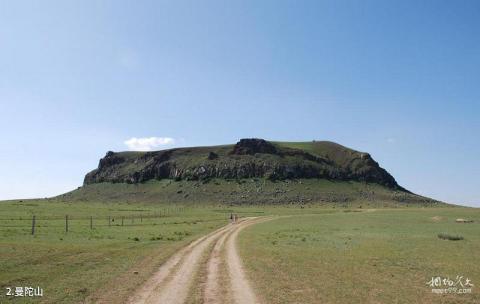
[84,138,402,190]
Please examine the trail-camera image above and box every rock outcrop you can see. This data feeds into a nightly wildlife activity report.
[84,138,403,190]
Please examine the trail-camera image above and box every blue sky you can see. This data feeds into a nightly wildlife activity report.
[0,0,479,206]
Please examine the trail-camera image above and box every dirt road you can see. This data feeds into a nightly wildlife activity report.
[127,217,268,304]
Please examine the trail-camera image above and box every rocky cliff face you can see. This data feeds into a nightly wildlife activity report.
[84,138,403,190]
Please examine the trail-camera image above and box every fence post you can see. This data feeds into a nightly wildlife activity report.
[121,216,124,226]
[31,215,36,235]
[90,216,93,229]
[140,214,143,223]
[65,215,69,233]
[108,216,111,227]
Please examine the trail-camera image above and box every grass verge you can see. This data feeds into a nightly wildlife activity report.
[239,208,480,304]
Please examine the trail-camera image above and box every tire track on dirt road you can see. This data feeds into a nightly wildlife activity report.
[204,217,271,304]
[203,220,238,304]
[224,218,269,304]
[128,217,269,304]
[127,223,232,304]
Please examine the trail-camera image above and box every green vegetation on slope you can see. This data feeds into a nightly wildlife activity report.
[275,140,369,167]
[64,179,440,207]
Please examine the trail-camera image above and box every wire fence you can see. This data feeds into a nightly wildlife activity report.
[0,206,197,234]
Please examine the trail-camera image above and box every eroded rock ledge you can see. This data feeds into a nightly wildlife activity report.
[84,138,401,190]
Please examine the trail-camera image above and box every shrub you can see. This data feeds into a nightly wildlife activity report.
[437,233,464,241]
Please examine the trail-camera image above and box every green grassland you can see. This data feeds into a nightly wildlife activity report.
[275,140,366,167]
[0,200,232,303]
[0,188,471,304]
[239,208,480,304]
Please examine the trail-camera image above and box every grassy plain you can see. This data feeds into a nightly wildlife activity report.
[239,208,480,304]
[0,200,233,303]
[0,196,475,304]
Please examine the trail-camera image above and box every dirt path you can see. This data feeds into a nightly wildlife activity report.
[203,217,268,304]
[128,217,268,304]
[203,224,231,304]
[224,218,265,304]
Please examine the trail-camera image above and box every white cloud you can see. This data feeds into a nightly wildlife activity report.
[124,137,176,151]
[387,137,396,144]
